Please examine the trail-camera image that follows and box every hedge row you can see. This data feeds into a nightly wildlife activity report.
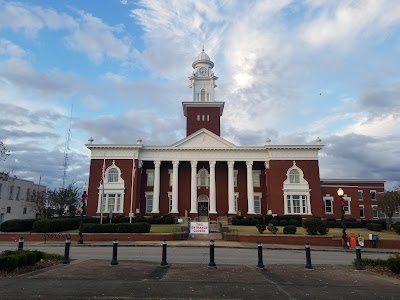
[326,218,387,229]
[354,254,400,274]
[0,219,37,232]
[82,222,151,233]
[0,250,44,272]
[231,216,302,227]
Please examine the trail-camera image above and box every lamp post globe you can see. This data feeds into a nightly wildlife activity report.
[337,188,349,249]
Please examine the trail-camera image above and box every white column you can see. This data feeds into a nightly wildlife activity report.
[246,161,255,214]
[265,161,269,213]
[171,161,179,214]
[209,161,217,214]
[228,161,236,214]
[190,161,198,213]
[151,160,161,214]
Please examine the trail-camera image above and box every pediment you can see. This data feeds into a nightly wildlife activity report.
[171,129,236,148]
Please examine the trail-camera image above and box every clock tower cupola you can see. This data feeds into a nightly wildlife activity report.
[183,49,224,136]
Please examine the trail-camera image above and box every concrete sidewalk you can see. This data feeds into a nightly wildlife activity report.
[0,259,399,299]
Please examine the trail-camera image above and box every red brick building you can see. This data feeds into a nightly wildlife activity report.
[85,50,384,221]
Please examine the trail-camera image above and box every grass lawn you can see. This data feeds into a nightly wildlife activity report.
[150,224,182,233]
[227,225,400,239]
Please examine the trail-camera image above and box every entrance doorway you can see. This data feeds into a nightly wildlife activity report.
[197,194,209,217]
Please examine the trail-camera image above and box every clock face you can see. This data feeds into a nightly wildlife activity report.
[199,67,207,76]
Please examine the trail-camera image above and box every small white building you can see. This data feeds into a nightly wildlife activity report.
[0,173,46,224]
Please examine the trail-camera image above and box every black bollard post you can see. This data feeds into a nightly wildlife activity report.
[160,240,169,267]
[208,240,217,268]
[305,243,313,270]
[62,237,71,264]
[355,245,364,271]
[256,242,265,270]
[111,239,119,265]
[18,237,24,250]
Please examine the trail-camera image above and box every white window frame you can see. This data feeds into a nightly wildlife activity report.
[107,168,119,183]
[168,169,173,187]
[207,115,209,121]
[197,115,200,121]
[197,168,209,187]
[254,193,262,214]
[287,195,308,214]
[145,192,153,213]
[283,163,311,215]
[146,169,155,187]
[359,205,365,218]
[372,205,378,218]
[358,190,363,201]
[234,192,239,213]
[343,197,351,215]
[370,190,377,201]
[234,170,238,187]
[252,170,261,188]
[99,193,123,213]
[289,169,300,184]
[323,196,334,214]
[168,192,172,213]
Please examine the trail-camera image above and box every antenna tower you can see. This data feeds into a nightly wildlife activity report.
[62,106,73,189]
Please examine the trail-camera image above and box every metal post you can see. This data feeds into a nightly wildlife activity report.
[355,245,364,271]
[62,237,71,264]
[111,239,119,265]
[160,240,169,267]
[18,237,24,250]
[305,243,313,270]
[256,241,265,270]
[208,240,217,268]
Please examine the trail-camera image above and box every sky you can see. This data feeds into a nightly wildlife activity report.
[0,0,399,191]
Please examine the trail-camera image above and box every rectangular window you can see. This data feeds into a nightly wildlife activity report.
[372,205,378,218]
[147,170,155,186]
[6,207,11,213]
[254,194,261,214]
[9,185,14,200]
[287,195,307,215]
[26,188,31,201]
[252,171,261,187]
[324,197,333,214]
[168,192,172,213]
[359,205,365,218]
[202,115,205,121]
[207,115,209,121]
[234,170,238,187]
[358,190,363,201]
[146,193,153,213]
[344,198,351,214]
[370,190,377,201]
[23,207,27,215]
[234,193,239,213]
[116,194,121,211]
[16,187,20,200]
[168,170,173,187]
[108,194,116,212]
[101,194,107,212]
[197,115,200,121]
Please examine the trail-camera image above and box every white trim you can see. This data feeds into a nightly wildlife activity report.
[254,192,262,214]
[359,204,365,218]
[358,190,363,201]
[371,205,379,218]
[343,197,351,215]
[283,163,311,215]
[370,190,377,201]
[145,192,153,213]
[323,196,334,214]
[146,169,155,187]
[252,170,261,187]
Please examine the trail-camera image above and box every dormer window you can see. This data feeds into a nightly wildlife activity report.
[289,169,300,183]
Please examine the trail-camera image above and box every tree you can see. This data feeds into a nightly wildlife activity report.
[47,184,80,217]
[0,141,10,162]
[377,190,400,230]
[27,189,49,219]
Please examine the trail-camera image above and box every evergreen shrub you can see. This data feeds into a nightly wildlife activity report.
[387,254,400,274]
[279,220,288,226]
[283,225,297,234]
[365,223,383,232]
[0,219,37,232]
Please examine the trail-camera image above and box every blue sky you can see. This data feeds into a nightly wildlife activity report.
[0,0,400,190]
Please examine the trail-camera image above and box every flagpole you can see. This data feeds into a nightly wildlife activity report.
[100,154,105,224]
[129,154,136,223]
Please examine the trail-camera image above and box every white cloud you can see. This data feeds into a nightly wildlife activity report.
[300,1,400,49]
[65,11,132,64]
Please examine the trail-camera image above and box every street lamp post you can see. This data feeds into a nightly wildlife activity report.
[337,188,349,249]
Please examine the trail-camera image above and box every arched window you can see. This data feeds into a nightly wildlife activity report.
[197,168,209,187]
[289,169,300,183]
[108,168,119,183]
[201,89,206,102]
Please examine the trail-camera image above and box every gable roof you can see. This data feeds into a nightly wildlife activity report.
[171,128,237,149]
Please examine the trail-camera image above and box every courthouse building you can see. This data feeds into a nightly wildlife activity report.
[86,50,384,222]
